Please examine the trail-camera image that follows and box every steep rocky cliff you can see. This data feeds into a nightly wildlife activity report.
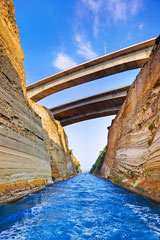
[0,0,78,205]
[0,0,26,96]
[99,37,160,203]
[90,146,106,175]
[69,150,82,174]
[29,100,77,180]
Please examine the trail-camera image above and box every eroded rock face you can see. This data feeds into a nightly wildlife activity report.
[0,0,26,95]
[0,46,53,205]
[0,0,77,204]
[100,38,160,203]
[29,101,77,180]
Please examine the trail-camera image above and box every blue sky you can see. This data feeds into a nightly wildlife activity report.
[13,0,160,171]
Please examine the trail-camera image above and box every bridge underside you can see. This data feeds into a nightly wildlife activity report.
[53,106,121,126]
[50,86,130,126]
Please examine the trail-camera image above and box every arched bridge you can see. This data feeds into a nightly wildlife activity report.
[50,85,130,126]
[27,38,155,102]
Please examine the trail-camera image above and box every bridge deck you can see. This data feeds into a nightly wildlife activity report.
[27,38,155,102]
[50,85,130,126]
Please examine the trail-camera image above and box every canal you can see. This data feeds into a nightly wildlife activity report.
[0,174,160,239]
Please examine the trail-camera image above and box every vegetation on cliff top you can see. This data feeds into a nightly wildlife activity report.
[69,149,82,174]
[90,146,106,175]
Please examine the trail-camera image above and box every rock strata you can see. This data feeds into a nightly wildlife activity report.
[99,37,160,203]
[0,0,78,205]
[0,44,53,205]
[0,0,26,95]
[29,100,77,180]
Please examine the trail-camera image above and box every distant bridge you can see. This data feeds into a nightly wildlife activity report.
[50,85,130,126]
[27,38,155,102]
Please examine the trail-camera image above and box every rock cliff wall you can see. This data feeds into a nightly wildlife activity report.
[0,0,26,96]
[29,100,77,180]
[99,37,160,203]
[0,0,78,205]
[69,150,82,174]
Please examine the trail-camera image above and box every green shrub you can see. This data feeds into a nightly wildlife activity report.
[115,178,122,184]
[74,160,80,173]
[111,175,122,184]
[90,146,106,174]
[148,138,152,145]
[127,170,134,178]
[148,123,154,131]
[69,149,73,154]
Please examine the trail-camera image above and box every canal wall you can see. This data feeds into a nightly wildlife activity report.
[99,36,160,203]
[0,0,77,205]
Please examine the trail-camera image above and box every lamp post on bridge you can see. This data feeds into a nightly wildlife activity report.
[104,42,107,55]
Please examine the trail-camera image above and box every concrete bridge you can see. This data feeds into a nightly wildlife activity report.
[50,85,130,126]
[27,38,155,102]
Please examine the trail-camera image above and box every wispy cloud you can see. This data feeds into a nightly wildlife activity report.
[130,0,142,15]
[75,34,98,60]
[107,0,142,21]
[138,23,143,30]
[108,0,127,21]
[77,0,143,36]
[82,0,102,36]
[53,53,77,70]
[83,0,102,12]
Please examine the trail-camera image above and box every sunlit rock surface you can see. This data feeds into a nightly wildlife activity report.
[100,37,160,203]
[0,0,78,205]
[0,0,26,96]
[69,150,82,174]
[29,101,77,180]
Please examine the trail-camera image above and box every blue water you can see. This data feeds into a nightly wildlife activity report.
[0,174,160,240]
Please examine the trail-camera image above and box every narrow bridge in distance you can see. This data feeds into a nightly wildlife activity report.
[27,38,155,102]
[50,85,130,126]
